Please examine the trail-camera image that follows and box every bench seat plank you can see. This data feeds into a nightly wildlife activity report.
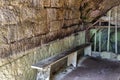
[31,43,91,69]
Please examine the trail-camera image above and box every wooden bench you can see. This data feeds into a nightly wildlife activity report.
[31,43,91,80]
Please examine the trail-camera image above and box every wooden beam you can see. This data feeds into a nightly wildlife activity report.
[94,30,97,52]
[31,43,91,69]
[115,7,118,54]
[107,11,111,52]
[99,30,102,52]
[92,26,120,29]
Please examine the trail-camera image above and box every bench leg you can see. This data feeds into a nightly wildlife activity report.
[67,52,77,67]
[36,66,51,80]
[84,45,92,56]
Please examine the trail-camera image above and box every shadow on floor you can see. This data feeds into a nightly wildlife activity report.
[62,57,120,80]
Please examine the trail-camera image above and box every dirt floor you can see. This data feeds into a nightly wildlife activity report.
[61,57,120,80]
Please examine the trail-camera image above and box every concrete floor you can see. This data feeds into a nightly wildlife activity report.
[62,57,120,80]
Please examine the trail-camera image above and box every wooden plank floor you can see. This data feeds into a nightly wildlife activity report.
[61,57,120,80]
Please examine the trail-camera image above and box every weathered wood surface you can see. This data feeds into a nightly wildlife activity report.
[92,26,120,29]
[31,43,90,69]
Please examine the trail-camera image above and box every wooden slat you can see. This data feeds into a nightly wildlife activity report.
[31,43,91,69]
[93,26,120,29]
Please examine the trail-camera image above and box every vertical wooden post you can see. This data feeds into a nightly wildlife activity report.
[84,45,92,56]
[107,11,111,52]
[99,22,102,52]
[94,30,97,51]
[115,7,118,54]
[36,67,51,80]
[67,52,77,67]
[99,30,102,52]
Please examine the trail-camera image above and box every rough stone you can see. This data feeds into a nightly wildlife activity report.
[0,31,85,80]
[50,21,62,32]
[47,9,57,21]
[51,0,64,7]
[0,0,119,80]
[117,55,120,61]
[100,52,117,59]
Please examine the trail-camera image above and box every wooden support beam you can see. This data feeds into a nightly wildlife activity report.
[84,45,92,56]
[107,11,111,52]
[67,52,77,67]
[36,66,51,80]
[94,30,97,52]
[92,26,120,29]
[99,30,102,52]
[115,7,118,54]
